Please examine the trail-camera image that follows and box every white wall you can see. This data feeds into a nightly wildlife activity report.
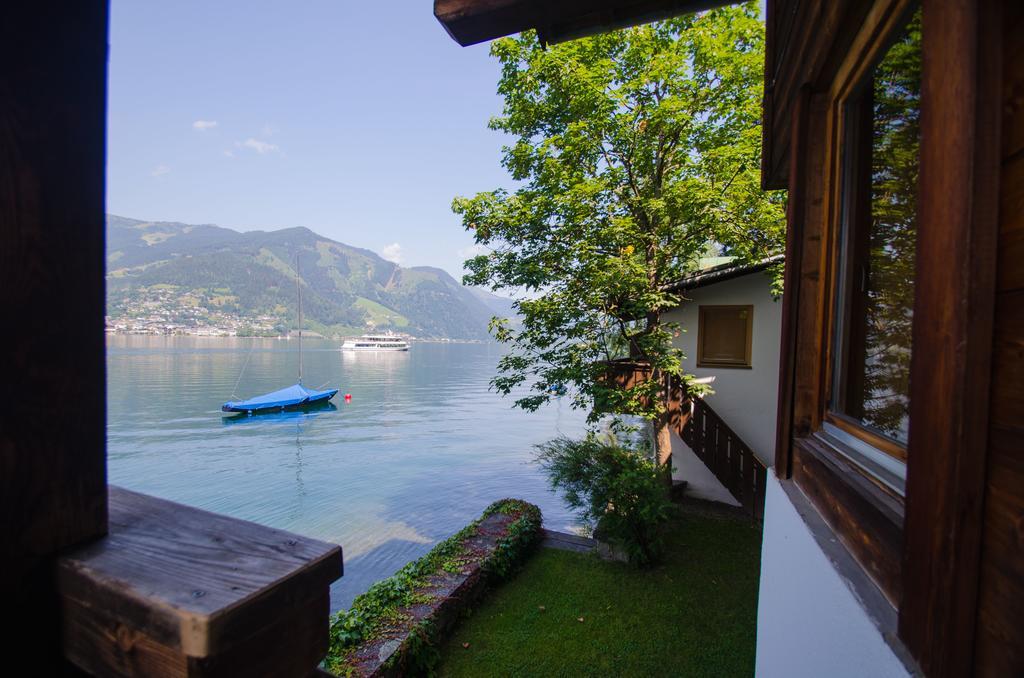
[663,272,782,465]
[755,475,911,678]
[669,428,741,506]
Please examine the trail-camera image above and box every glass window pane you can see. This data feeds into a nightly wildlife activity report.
[833,9,921,446]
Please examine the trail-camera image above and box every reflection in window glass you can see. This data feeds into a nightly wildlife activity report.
[833,9,921,446]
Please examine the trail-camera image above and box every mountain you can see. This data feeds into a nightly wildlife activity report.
[466,286,518,319]
[105,215,512,339]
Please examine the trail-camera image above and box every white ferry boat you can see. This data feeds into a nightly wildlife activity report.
[340,332,410,351]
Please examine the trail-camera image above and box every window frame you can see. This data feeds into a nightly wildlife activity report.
[821,2,921,477]
[695,304,754,369]
[825,12,921,468]
[775,7,1002,674]
[777,0,921,608]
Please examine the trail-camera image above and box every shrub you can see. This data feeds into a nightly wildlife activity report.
[536,434,674,566]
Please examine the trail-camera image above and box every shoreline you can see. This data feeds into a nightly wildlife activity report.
[104,332,492,345]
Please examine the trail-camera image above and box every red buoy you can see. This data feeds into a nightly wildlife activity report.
[344,393,352,401]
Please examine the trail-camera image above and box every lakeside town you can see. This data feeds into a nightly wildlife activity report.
[105,283,462,340]
[106,284,293,336]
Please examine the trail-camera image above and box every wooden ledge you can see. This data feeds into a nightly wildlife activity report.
[57,486,343,677]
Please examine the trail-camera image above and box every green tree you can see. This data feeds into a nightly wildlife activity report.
[454,3,784,473]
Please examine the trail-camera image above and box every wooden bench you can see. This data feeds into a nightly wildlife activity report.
[57,486,343,677]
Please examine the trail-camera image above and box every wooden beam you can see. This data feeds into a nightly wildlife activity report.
[898,0,1003,674]
[973,7,1024,672]
[773,84,811,478]
[1,0,109,563]
[1,1,109,672]
[434,0,727,47]
[760,0,874,190]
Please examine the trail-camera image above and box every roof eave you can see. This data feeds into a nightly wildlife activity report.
[663,254,785,294]
[434,0,732,47]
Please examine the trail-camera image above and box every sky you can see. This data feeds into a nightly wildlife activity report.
[107,0,514,280]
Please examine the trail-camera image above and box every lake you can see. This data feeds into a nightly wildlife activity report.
[106,335,589,610]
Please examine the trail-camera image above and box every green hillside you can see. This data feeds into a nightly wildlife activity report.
[105,215,513,339]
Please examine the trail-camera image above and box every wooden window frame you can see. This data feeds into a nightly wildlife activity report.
[775,0,921,608]
[774,0,1002,674]
[696,305,753,369]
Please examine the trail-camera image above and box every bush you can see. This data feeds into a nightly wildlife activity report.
[536,434,674,567]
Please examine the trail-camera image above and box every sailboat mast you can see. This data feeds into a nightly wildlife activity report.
[296,253,303,385]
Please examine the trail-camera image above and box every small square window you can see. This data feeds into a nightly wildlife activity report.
[696,305,752,368]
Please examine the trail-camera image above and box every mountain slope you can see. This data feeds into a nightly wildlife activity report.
[106,215,508,339]
[466,286,518,319]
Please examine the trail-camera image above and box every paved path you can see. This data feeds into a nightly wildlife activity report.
[540,528,598,554]
[540,528,629,562]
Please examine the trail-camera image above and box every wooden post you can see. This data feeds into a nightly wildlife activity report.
[1,1,109,672]
[900,0,1002,674]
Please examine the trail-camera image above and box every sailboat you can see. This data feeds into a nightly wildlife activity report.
[221,256,339,414]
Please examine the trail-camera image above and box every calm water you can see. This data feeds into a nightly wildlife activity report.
[106,336,588,610]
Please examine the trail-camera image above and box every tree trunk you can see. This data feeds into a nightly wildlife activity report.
[642,309,672,488]
[651,366,673,489]
[653,408,673,488]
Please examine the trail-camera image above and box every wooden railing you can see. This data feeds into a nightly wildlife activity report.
[600,360,768,522]
[600,360,691,433]
[678,394,768,523]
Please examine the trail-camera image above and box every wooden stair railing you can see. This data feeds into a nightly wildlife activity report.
[677,392,768,523]
[599,360,768,523]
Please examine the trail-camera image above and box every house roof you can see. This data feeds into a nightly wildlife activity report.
[662,254,784,294]
[434,0,731,46]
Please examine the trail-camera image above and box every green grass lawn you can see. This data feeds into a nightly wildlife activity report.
[436,508,763,678]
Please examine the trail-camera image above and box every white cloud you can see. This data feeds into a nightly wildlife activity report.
[192,119,218,131]
[381,243,404,265]
[151,164,170,177]
[458,243,489,260]
[223,149,234,158]
[236,138,279,154]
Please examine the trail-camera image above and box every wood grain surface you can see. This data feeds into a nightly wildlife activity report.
[58,486,342,675]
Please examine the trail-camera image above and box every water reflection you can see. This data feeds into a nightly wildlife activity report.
[106,336,589,611]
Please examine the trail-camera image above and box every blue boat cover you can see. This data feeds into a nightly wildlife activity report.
[222,383,339,413]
